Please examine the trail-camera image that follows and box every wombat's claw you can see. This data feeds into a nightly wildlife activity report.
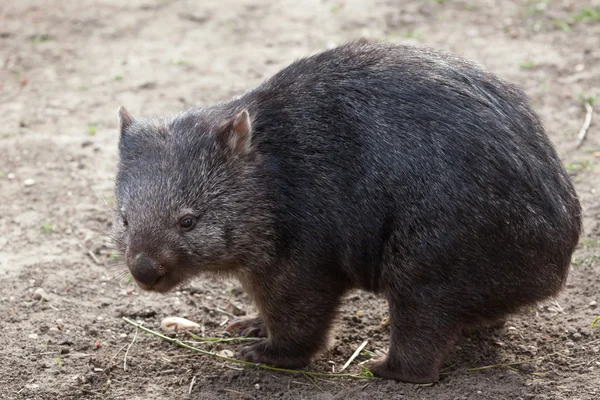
[238,340,309,369]
[225,316,267,337]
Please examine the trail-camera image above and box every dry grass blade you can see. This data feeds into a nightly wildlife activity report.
[122,317,375,380]
[576,101,594,148]
[467,351,564,371]
[188,376,197,394]
[87,250,103,265]
[123,321,140,371]
[187,332,259,344]
[339,340,368,372]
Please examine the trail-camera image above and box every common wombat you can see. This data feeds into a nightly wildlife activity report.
[113,41,581,383]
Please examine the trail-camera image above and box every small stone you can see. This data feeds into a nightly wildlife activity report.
[7,173,15,180]
[29,333,39,340]
[218,349,234,358]
[33,288,49,302]
[23,178,36,186]
[254,383,261,390]
[160,316,201,332]
[589,300,597,309]
[381,316,390,328]
[225,301,245,316]
[572,332,582,341]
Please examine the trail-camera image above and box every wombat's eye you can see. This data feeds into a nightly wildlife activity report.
[179,216,197,232]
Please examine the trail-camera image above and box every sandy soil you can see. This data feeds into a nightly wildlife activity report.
[1,0,599,399]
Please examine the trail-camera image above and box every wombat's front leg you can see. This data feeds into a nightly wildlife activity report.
[235,270,346,368]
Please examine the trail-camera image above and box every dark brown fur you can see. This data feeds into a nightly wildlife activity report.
[113,42,581,382]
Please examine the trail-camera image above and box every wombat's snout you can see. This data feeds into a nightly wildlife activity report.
[130,254,161,289]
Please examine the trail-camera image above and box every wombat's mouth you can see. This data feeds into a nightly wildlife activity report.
[133,273,184,293]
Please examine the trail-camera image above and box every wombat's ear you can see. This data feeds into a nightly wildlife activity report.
[117,106,135,135]
[217,109,253,155]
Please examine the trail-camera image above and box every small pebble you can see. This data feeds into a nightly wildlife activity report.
[23,178,36,186]
[218,349,234,358]
[255,383,261,390]
[33,288,49,302]
[589,300,597,309]
[160,316,201,332]
[29,333,39,340]
[572,332,582,341]
[7,173,15,180]
[225,301,245,316]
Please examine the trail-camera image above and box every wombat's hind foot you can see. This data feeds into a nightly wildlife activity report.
[238,339,310,369]
[368,359,439,384]
[373,292,461,383]
[225,316,267,337]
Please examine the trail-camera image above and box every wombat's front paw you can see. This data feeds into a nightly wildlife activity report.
[225,316,267,337]
[368,359,439,384]
[238,340,310,369]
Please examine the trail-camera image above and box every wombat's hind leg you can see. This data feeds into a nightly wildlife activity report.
[226,316,267,338]
[368,295,461,383]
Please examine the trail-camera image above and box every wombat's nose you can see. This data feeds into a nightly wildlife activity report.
[130,254,160,287]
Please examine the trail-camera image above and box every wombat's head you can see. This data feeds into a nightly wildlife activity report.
[113,106,262,292]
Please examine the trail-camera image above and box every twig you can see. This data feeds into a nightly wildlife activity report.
[122,317,374,380]
[305,374,324,392]
[340,340,368,372]
[66,384,103,395]
[188,376,197,394]
[104,343,128,373]
[158,369,175,375]
[123,321,140,371]
[87,250,102,265]
[553,300,564,313]
[187,332,260,344]
[576,101,593,148]
[223,389,244,395]
[467,351,564,371]
[290,380,311,386]
[214,307,236,318]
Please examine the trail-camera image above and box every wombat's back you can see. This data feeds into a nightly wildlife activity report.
[238,42,581,315]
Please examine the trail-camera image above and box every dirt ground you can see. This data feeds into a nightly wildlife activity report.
[1,0,599,399]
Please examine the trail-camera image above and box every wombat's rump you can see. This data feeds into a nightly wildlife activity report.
[113,41,581,383]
